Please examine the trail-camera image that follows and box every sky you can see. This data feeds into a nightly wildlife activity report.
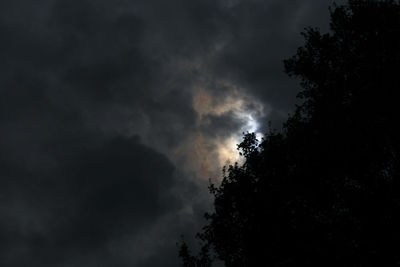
[0,0,338,266]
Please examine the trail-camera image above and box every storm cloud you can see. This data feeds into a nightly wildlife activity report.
[0,0,338,266]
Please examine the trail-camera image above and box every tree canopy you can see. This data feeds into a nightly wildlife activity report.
[180,1,400,266]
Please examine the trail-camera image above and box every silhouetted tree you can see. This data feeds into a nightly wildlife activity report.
[178,237,213,267]
[180,1,400,266]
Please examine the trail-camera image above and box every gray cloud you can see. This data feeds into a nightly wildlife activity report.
[0,0,338,265]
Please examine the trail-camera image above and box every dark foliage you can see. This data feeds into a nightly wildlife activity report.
[180,1,400,266]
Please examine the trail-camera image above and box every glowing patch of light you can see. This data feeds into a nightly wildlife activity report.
[188,85,266,180]
[238,113,264,142]
[216,136,240,166]
[217,112,264,167]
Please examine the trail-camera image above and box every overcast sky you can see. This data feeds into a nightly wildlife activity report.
[1,0,338,266]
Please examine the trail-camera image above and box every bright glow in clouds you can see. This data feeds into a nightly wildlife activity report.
[239,113,264,140]
[189,84,265,179]
[217,109,264,166]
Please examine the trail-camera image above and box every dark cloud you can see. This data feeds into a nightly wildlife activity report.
[1,0,339,265]
[0,136,177,263]
[200,111,244,138]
